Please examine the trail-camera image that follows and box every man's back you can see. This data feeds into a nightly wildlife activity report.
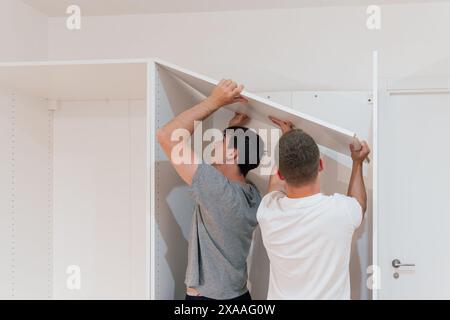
[186,164,261,299]
[257,191,362,300]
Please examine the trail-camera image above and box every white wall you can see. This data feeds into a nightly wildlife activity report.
[47,2,450,91]
[0,0,48,61]
[4,0,449,300]
[46,3,450,301]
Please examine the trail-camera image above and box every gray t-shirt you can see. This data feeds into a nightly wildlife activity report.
[185,164,261,299]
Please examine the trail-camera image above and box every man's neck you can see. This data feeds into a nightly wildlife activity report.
[214,164,246,184]
[285,180,321,199]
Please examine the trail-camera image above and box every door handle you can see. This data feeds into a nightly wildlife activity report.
[392,259,415,268]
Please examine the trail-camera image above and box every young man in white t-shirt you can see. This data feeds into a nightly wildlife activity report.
[257,117,370,300]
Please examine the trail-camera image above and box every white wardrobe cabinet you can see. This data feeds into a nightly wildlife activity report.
[0,61,150,299]
[151,60,362,299]
[0,59,368,300]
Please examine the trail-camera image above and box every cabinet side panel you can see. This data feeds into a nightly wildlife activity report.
[0,89,13,299]
[1,91,52,299]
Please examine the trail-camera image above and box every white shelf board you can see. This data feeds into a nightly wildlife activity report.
[0,61,148,101]
[155,59,357,156]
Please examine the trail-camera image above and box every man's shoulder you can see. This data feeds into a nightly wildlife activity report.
[257,191,285,218]
[328,193,363,228]
[244,181,262,199]
[194,163,221,179]
[192,164,229,190]
[261,190,285,204]
[228,180,262,211]
[329,193,359,207]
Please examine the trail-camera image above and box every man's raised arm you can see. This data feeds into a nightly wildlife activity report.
[267,116,294,193]
[347,141,371,215]
[156,79,247,185]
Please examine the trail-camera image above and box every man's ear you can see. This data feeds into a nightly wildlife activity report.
[226,148,238,163]
[318,158,324,172]
[277,170,285,181]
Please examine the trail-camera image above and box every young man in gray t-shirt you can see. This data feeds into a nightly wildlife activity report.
[157,80,264,300]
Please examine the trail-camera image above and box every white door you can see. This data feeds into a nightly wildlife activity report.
[378,91,450,299]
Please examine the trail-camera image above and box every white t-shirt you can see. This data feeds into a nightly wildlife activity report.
[257,191,362,300]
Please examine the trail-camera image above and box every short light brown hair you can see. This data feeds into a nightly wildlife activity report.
[277,129,320,186]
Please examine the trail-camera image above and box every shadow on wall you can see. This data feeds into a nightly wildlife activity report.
[247,172,271,299]
[156,161,193,299]
[156,66,214,299]
[247,226,270,299]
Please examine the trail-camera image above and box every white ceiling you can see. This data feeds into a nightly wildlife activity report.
[21,0,448,17]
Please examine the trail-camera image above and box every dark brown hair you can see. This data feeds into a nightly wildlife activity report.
[224,126,264,177]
